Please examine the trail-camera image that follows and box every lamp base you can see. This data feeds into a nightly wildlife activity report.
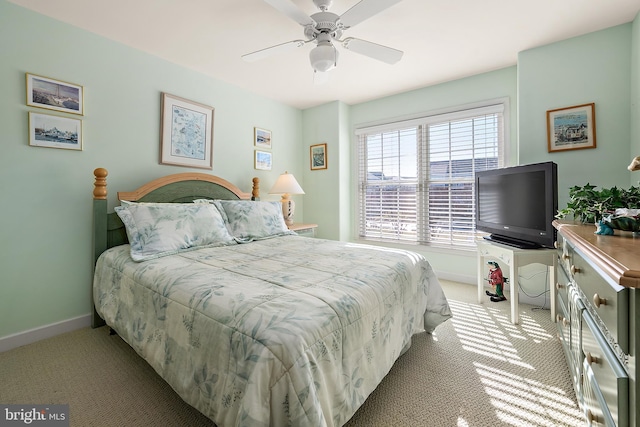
[281,197,295,226]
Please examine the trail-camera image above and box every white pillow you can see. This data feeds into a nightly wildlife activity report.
[115,201,236,261]
[212,200,294,242]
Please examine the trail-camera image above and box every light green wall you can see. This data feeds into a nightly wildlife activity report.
[518,24,632,207]
[0,1,303,339]
[345,67,519,282]
[301,101,339,239]
[300,101,351,241]
[2,0,638,340]
[303,22,637,287]
[631,11,640,186]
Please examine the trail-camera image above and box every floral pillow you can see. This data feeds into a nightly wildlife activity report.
[115,201,236,261]
[212,200,295,242]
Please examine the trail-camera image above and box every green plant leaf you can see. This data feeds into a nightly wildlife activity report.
[557,183,640,223]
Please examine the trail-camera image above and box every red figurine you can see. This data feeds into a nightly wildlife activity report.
[486,261,507,302]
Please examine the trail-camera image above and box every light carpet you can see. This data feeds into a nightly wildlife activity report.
[0,281,584,426]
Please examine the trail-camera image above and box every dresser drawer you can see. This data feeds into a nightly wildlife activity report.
[582,311,628,427]
[556,232,572,277]
[568,287,585,379]
[555,264,571,311]
[571,248,629,353]
[556,292,570,340]
[582,362,618,427]
[555,296,578,395]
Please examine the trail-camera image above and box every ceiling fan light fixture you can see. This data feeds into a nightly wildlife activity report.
[309,41,338,72]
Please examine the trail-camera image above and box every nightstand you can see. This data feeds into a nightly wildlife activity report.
[288,223,318,237]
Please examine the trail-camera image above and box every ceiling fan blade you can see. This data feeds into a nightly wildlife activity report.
[263,0,316,26]
[339,0,403,29]
[242,40,306,62]
[342,37,403,64]
[313,70,330,85]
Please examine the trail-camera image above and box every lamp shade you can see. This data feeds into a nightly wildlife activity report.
[269,172,305,195]
[309,41,338,73]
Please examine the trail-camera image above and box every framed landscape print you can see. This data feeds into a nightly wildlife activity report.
[29,112,82,150]
[26,73,84,115]
[254,127,272,148]
[546,103,596,152]
[310,143,327,170]
[160,93,214,169]
[254,150,272,170]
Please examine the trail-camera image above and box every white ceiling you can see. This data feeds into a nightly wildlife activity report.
[9,0,640,109]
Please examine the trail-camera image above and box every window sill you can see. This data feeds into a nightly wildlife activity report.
[352,238,476,257]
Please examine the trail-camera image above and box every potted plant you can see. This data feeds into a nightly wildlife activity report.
[556,184,640,224]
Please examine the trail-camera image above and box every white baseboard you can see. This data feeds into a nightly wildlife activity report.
[0,314,91,353]
[435,270,475,285]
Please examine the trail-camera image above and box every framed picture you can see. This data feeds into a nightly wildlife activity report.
[254,127,272,148]
[254,150,272,170]
[29,112,82,150]
[310,143,327,170]
[160,93,214,169]
[546,103,596,152]
[26,73,84,115]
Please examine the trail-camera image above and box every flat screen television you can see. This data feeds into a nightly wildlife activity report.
[475,161,558,249]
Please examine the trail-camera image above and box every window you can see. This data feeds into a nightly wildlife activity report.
[356,102,506,249]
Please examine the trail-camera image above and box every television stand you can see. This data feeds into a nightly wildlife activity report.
[476,239,556,324]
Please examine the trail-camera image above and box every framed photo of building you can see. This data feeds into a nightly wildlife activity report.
[29,112,82,150]
[26,73,84,115]
[547,103,596,152]
[160,93,214,169]
[310,143,327,170]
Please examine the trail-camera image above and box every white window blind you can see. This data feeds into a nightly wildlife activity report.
[357,102,506,248]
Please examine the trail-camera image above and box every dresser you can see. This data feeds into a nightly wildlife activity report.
[554,220,639,426]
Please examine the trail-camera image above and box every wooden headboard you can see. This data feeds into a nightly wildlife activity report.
[91,167,260,327]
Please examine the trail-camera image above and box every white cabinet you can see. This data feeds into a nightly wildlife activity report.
[476,239,556,324]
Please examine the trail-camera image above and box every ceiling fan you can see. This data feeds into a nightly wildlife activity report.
[242,0,404,82]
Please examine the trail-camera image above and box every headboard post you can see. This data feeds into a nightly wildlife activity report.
[252,177,260,201]
[92,168,108,328]
[93,168,108,200]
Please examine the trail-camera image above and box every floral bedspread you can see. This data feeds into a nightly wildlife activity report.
[93,235,452,427]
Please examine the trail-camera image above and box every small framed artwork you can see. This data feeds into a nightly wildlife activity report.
[26,73,84,115]
[255,150,272,170]
[310,143,327,170]
[29,112,82,151]
[160,93,214,169]
[547,103,596,153]
[254,127,272,148]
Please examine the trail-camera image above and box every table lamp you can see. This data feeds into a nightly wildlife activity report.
[269,171,305,226]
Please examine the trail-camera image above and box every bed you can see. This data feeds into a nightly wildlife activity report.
[91,167,452,427]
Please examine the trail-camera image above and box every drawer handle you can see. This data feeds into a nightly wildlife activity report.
[585,352,600,365]
[555,282,564,290]
[562,253,570,260]
[593,293,607,308]
[586,409,598,423]
[570,265,580,275]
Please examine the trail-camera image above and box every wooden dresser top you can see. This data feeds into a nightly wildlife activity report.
[554,220,640,288]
